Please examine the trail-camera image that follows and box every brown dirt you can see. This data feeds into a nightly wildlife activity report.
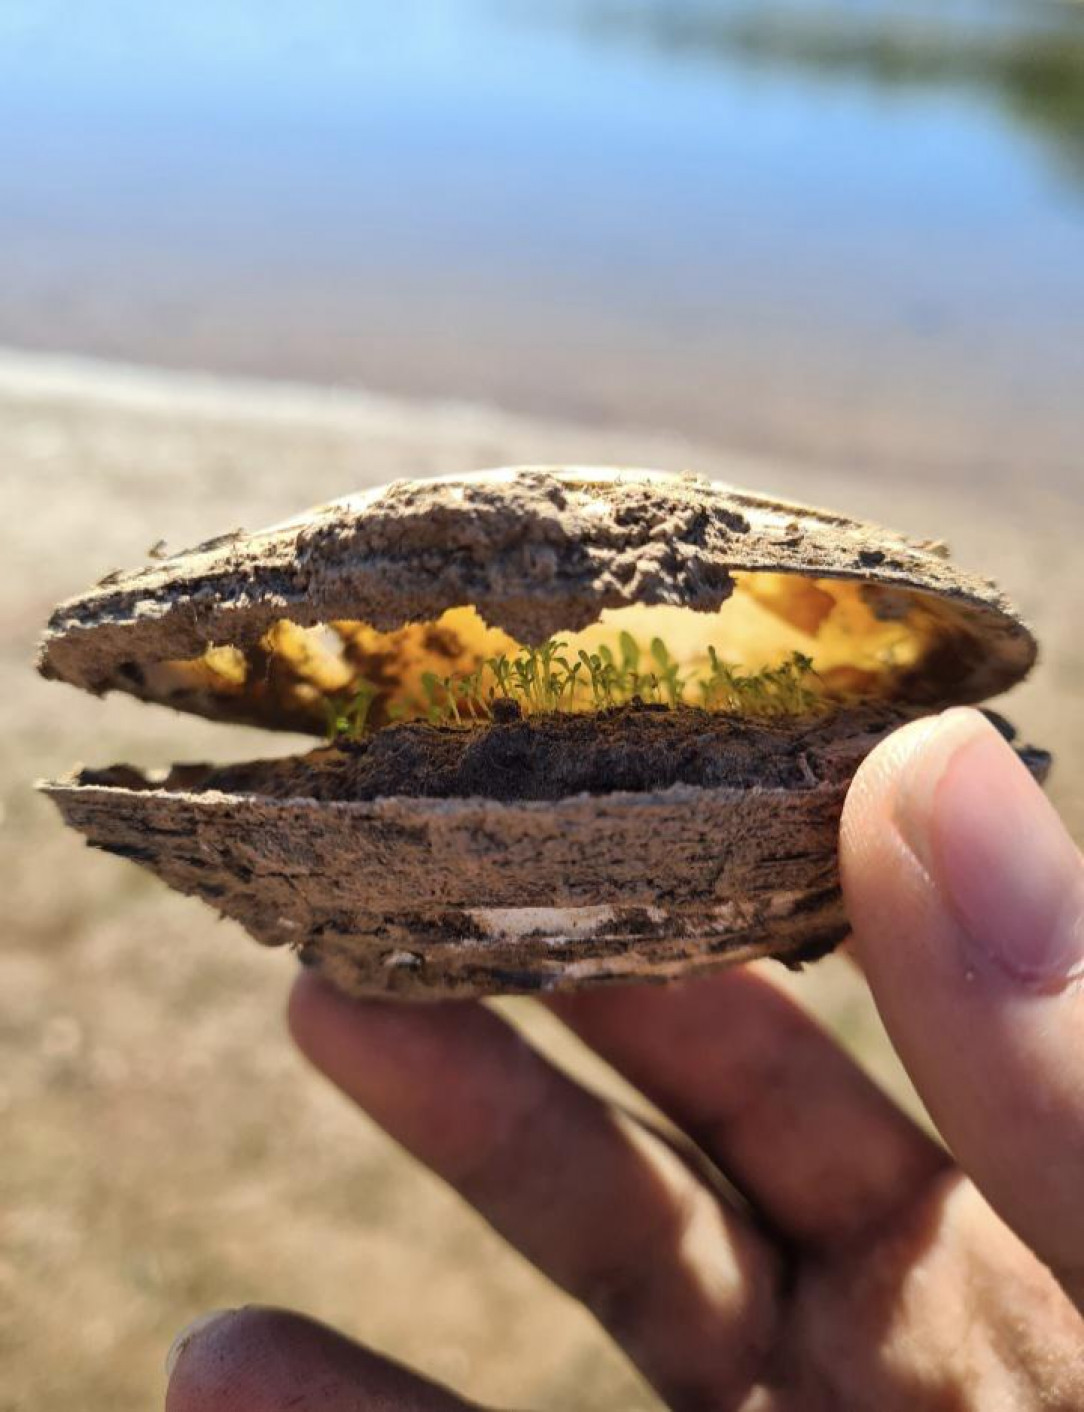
[80,703,1047,810]
[100,702,908,803]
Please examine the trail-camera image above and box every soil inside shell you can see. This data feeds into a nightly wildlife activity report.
[85,701,951,804]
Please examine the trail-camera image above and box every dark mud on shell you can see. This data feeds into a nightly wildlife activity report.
[132,702,921,803]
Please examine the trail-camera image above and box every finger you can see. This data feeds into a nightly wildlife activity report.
[548,967,947,1250]
[841,707,1084,1308]
[165,1305,479,1411]
[288,974,778,1409]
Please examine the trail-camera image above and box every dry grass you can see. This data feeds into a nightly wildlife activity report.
[1,350,1080,1411]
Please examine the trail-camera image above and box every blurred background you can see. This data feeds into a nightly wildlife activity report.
[3,0,1084,487]
[1,3,1081,1409]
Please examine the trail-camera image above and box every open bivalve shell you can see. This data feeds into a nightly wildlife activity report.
[39,467,1046,998]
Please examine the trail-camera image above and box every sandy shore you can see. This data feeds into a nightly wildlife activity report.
[2,349,1080,1411]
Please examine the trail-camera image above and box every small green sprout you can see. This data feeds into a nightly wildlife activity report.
[618,631,640,676]
[699,649,819,716]
[650,637,685,706]
[323,679,379,741]
[485,654,515,701]
[420,671,443,724]
[326,638,823,737]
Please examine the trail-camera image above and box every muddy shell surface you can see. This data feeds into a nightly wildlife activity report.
[43,749,867,999]
[39,467,1043,999]
[39,466,1036,724]
[40,718,1052,999]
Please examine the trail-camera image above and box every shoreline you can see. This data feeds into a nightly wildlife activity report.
[3,324,1081,506]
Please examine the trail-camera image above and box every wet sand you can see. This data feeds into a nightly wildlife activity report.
[2,348,1080,1411]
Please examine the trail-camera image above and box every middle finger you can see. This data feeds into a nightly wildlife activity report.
[549,965,949,1251]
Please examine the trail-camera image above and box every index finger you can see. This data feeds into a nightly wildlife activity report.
[288,972,780,1410]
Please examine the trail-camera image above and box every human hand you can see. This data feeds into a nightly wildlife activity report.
[165,707,1084,1410]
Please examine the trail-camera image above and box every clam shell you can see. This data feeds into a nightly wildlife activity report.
[40,466,1035,717]
[39,467,1043,999]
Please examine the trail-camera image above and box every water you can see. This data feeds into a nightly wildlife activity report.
[1,0,1082,492]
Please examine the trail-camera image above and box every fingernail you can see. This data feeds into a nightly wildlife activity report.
[165,1309,236,1379]
[895,708,1084,987]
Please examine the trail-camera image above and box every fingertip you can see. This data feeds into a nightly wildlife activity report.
[839,708,999,968]
[286,968,413,1100]
[164,1306,290,1412]
[287,968,485,1079]
[166,1309,238,1383]
[286,966,346,1054]
[286,969,429,1068]
[165,1306,475,1411]
[840,710,977,878]
[843,705,1081,992]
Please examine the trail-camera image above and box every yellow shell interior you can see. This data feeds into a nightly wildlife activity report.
[139,572,946,735]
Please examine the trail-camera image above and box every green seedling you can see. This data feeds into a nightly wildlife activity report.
[330,639,823,736]
[618,631,640,676]
[421,671,446,724]
[323,679,379,741]
[485,654,516,701]
[700,648,819,716]
[651,637,685,706]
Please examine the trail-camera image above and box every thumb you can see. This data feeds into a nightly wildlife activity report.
[841,706,1084,1304]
